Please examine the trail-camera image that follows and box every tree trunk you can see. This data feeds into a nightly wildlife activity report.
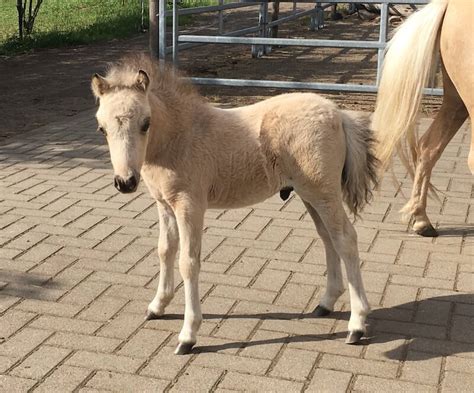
[16,0,23,39]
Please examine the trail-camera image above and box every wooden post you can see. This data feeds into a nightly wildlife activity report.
[270,1,280,38]
[149,0,158,57]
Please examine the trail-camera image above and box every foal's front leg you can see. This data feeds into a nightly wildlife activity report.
[173,198,205,355]
[146,202,179,319]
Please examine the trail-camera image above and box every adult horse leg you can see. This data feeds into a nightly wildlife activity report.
[301,193,369,344]
[302,201,344,316]
[173,197,205,355]
[405,65,468,237]
[146,202,179,319]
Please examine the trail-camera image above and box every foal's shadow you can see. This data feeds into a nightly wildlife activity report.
[436,226,474,237]
[159,294,473,361]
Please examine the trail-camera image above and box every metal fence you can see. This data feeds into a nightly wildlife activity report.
[157,0,443,95]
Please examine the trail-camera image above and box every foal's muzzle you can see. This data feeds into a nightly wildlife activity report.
[114,174,138,193]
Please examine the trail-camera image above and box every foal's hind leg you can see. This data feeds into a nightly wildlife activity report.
[303,201,344,316]
[301,195,370,344]
[405,68,468,237]
[146,202,179,319]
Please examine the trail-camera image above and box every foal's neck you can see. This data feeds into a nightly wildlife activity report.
[144,88,209,165]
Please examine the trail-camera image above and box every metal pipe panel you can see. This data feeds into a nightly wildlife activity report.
[158,0,166,64]
[377,3,389,85]
[163,2,256,17]
[172,0,179,65]
[190,77,380,92]
[179,35,384,49]
[189,77,443,96]
[266,8,319,28]
[159,0,441,96]
[236,0,428,4]
[166,25,262,54]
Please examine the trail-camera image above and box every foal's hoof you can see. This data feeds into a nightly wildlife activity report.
[345,330,364,345]
[313,305,331,317]
[415,224,438,237]
[145,310,162,321]
[280,187,294,201]
[175,342,195,355]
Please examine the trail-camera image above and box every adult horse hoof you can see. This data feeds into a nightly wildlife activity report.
[144,310,162,321]
[175,342,195,355]
[415,224,438,237]
[313,305,331,317]
[345,330,364,345]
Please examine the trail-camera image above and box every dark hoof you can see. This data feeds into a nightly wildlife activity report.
[144,310,162,321]
[345,330,364,345]
[415,224,438,237]
[280,187,293,201]
[313,305,331,317]
[175,342,195,355]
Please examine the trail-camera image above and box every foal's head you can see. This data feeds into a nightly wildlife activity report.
[91,70,151,193]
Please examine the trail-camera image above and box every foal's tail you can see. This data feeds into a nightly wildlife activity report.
[372,0,449,175]
[340,110,379,217]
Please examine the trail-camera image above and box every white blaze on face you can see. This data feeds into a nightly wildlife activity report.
[96,90,151,182]
[107,125,138,180]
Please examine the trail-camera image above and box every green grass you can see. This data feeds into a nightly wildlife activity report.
[0,0,216,56]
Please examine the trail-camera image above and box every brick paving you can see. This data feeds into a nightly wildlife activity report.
[0,111,472,392]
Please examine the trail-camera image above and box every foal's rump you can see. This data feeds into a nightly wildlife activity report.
[241,94,377,216]
[258,94,377,215]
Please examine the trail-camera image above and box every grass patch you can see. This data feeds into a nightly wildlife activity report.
[0,0,216,56]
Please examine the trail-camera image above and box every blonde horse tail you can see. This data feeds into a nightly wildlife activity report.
[340,110,379,217]
[372,0,449,176]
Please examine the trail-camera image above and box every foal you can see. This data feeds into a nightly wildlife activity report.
[92,54,378,354]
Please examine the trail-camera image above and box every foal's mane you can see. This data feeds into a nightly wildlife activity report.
[105,53,203,103]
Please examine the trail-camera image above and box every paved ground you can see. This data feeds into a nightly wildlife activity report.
[0,109,472,392]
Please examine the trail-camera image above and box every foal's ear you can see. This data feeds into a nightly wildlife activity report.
[91,74,110,98]
[135,70,150,92]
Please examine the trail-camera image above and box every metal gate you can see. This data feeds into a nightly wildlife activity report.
[157,0,442,95]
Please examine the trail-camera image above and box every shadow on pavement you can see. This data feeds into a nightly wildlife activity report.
[154,294,473,361]
[436,226,474,237]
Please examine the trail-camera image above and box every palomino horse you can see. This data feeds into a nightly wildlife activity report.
[92,54,378,354]
[372,0,473,237]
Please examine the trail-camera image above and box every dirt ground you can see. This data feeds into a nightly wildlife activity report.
[0,5,442,141]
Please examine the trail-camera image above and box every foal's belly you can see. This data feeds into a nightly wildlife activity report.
[208,189,277,209]
[205,143,284,209]
[207,175,281,209]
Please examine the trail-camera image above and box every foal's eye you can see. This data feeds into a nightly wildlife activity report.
[141,118,150,133]
[97,126,107,136]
